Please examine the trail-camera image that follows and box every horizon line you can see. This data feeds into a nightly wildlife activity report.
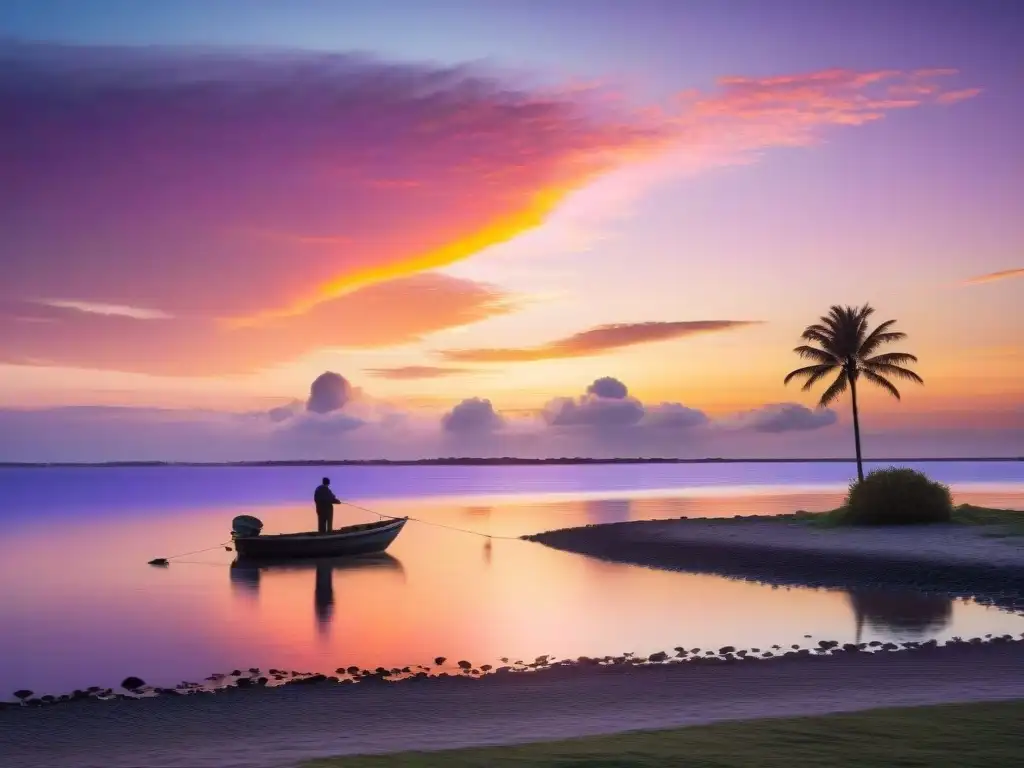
[1,456,1020,468]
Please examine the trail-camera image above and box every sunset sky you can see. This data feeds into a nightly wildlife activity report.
[1,0,1021,461]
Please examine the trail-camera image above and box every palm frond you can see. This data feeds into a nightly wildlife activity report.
[800,325,834,342]
[801,365,839,391]
[820,310,844,333]
[818,370,849,407]
[799,333,842,359]
[860,319,907,355]
[853,305,875,346]
[862,369,902,400]
[784,363,838,390]
[785,364,823,384]
[859,317,896,343]
[822,308,853,343]
[788,304,918,416]
[863,352,918,367]
[862,331,907,352]
[792,345,838,364]
[865,362,924,384]
[814,305,873,359]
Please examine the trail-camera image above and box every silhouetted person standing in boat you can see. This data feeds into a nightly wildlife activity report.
[314,477,341,533]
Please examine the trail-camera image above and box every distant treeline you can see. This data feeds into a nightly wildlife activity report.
[1,456,1020,468]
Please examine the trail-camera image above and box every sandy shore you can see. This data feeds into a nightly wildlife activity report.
[2,642,1024,768]
[527,518,1024,609]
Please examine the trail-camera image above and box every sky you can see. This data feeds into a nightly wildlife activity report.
[1,0,1021,462]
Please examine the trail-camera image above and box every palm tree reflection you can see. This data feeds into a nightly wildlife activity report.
[230,554,406,635]
[846,588,953,642]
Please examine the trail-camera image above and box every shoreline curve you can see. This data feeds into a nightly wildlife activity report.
[3,641,1024,768]
[525,517,1024,612]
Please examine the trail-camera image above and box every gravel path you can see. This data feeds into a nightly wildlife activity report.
[2,642,1024,768]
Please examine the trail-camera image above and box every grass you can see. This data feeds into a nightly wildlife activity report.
[953,504,1024,527]
[785,503,1024,532]
[302,699,1024,767]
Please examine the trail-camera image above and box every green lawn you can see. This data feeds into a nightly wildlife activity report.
[303,699,1024,767]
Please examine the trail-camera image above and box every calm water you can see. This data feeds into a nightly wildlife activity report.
[1,461,1022,696]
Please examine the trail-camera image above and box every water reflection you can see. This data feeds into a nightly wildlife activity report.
[230,554,406,635]
[583,498,632,525]
[314,564,333,634]
[1,476,1020,696]
[847,588,954,642]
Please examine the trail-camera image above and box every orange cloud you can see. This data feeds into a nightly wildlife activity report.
[0,274,512,376]
[364,366,484,380]
[2,42,979,375]
[964,267,1024,285]
[439,321,759,363]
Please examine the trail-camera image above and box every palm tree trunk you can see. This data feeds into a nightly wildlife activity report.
[849,374,864,482]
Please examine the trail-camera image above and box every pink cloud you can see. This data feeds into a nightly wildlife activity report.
[0,42,978,376]
[936,88,984,105]
[2,43,669,325]
[685,68,974,139]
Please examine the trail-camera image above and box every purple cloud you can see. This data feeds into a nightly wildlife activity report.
[643,403,710,430]
[542,377,710,432]
[587,376,630,399]
[737,403,839,433]
[442,398,504,434]
[306,372,351,414]
[543,378,646,428]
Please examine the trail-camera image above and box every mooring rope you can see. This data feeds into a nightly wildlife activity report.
[148,541,233,566]
[148,501,521,564]
[338,500,521,541]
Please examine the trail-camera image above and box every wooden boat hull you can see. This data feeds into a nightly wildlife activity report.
[233,517,408,560]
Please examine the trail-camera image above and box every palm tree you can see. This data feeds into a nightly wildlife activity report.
[784,304,923,483]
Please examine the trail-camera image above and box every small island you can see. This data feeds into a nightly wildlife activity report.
[527,469,1024,611]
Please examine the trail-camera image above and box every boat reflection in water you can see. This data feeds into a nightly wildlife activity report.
[230,553,406,635]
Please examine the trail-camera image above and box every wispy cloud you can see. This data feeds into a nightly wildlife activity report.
[936,88,983,105]
[439,321,759,363]
[1,42,977,376]
[38,300,172,320]
[964,267,1024,285]
[1,274,513,376]
[364,366,483,380]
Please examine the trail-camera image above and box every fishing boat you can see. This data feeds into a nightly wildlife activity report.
[231,515,408,560]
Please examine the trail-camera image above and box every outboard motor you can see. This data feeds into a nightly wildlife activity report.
[231,515,264,538]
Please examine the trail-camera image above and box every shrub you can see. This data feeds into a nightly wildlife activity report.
[837,467,953,526]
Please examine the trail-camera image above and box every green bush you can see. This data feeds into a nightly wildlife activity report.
[837,467,953,526]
